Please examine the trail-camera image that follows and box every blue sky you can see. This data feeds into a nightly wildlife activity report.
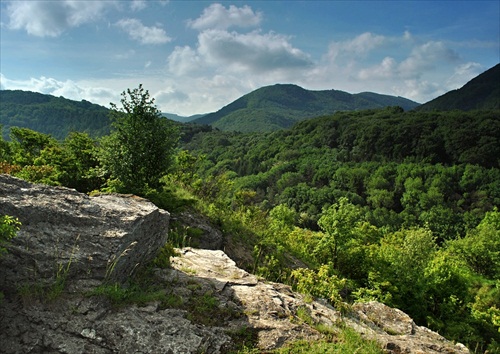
[1,1,499,115]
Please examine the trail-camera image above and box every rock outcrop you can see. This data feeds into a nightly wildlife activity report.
[168,248,470,354]
[0,175,469,353]
[0,174,169,294]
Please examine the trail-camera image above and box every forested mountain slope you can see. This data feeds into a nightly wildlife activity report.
[0,90,111,140]
[182,106,500,351]
[1,84,499,352]
[184,106,500,235]
[192,84,420,132]
[186,107,500,171]
[416,63,500,111]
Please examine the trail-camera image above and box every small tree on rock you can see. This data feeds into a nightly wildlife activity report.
[100,85,179,194]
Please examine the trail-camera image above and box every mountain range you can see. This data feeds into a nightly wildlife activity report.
[1,63,499,138]
[192,84,420,132]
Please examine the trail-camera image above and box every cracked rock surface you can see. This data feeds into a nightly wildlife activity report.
[0,175,469,353]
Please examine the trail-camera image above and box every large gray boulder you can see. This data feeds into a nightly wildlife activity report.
[0,174,170,293]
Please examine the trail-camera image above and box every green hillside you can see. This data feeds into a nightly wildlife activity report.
[1,84,499,352]
[193,84,420,132]
[0,90,111,140]
[416,63,500,111]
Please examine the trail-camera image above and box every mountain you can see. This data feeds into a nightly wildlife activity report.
[0,90,111,140]
[161,112,205,123]
[0,90,194,140]
[192,84,420,132]
[416,63,500,111]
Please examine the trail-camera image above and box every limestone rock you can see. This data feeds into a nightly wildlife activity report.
[0,176,470,353]
[351,301,470,353]
[0,296,232,354]
[168,248,470,354]
[0,174,170,292]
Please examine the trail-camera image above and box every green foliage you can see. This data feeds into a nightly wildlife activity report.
[151,243,179,269]
[315,197,363,268]
[0,90,110,140]
[100,85,179,194]
[448,208,500,279]
[9,127,57,165]
[271,325,383,354]
[0,215,20,255]
[291,264,347,308]
[88,282,168,307]
[195,83,418,133]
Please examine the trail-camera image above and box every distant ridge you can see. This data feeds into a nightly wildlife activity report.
[0,90,111,140]
[192,84,420,132]
[0,90,191,140]
[416,63,500,111]
[161,112,205,123]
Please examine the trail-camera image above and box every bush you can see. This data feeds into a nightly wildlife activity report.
[0,215,20,255]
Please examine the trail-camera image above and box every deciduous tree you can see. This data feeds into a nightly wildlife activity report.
[100,85,179,194]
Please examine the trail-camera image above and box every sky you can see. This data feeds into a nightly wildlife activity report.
[0,1,499,116]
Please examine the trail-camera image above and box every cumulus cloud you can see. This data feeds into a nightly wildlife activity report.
[194,29,312,73]
[168,46,204,76]
[326,32,386,62]
[6,0,112,37]
[173,3,312,79]
[399,41,460,76]
[0,75,119,106]
[358,57,398,80]
[188,3,262,30]
[130,0,147,12]
[115,18,171,45]
[155,88,189,104]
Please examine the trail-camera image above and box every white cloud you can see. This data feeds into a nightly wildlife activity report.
[399,41,460,76]
[315,36,469,103]
[130,0,147,12]
[445,62,484,90]
[6,1,112,37]
[358,57,398,80]
[0,75,119,107]
[326,32,386,62]
[168,46,205,76]
[188,3,262,30]
[155,88,189,104]
[396,79,442,102]
[196,29,312,73]
[115,18,171,45]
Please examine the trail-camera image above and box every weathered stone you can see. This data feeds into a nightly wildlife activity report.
[0,176,470,353]
[0,174,169,293]
[353,301,415,335]
[0,296,232,354]
[169,248,470,354]
[170,211,224,250]
[349,301,470,354]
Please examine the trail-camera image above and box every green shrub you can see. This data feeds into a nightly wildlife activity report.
[0,215,20,255]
